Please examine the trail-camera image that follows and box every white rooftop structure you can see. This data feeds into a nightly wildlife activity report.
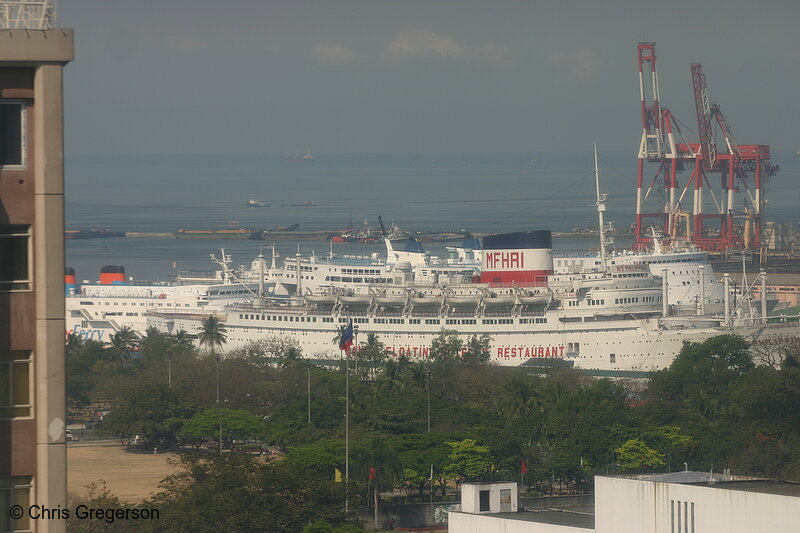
[448,474,800,533]
[0,0,56,29]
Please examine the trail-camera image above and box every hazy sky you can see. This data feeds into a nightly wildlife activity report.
[59,0,800,156]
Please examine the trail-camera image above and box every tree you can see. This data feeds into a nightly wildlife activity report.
[101,382,189,447]
[198,315,228,355]
[498,377,542,421]
[356,333,389,381]
[242,336,303,368]
[358,437,402,529]
[442,438,491,486]
[66,336,107,407]
[109,326,139,361]
[462,334,492,367]
[181,408,265,449]
[148,454,354,533]
[429,330,464,363]
[649,335,753,406]
[614,439,666,472]
[171,330,195,352]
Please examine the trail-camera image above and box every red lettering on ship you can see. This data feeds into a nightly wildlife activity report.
[751,336,800,347]
[485,251,525,269]
[495,345,565,359]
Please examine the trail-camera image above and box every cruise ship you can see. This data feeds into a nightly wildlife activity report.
[65,262,263,342]
[147,230,800,373]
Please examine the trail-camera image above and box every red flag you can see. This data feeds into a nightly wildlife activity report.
[369,467,376,480]
[521,460,528,474]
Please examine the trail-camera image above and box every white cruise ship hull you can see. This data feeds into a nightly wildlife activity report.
[148,310,800,374]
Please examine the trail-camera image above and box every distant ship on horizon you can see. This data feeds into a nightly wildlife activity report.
[286,150,315,162]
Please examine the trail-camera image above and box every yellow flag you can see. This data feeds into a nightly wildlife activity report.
[335,468,343,483]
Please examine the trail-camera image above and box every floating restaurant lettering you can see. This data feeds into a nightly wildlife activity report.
[497,345,565,358]
[751,336,800,347]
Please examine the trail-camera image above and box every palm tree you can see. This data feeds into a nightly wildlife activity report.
[170,329,195,352]
[498,377,542,421]
[66,331,85,357]
[198,315,228,454]
[332,324,348,345]
[109,326,138,362]
[198,315,227,355]
[375,359,405,396]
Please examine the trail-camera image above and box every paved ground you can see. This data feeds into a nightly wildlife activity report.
[67,439,180,502]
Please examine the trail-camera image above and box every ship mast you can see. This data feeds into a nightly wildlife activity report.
[594,143,609,272]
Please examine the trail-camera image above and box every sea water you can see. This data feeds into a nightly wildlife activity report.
[65,152,800,281]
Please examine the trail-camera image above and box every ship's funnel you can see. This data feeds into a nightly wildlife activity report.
[65,267,79,295]
[99,265,127,285]
[480,230,553,286]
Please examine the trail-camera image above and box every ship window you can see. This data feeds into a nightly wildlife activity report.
[0,351,31,417]
[0,225,31,291]
[0,101,26,167]
[610,353,616,364]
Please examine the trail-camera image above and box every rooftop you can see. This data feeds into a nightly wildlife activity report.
[705,480,800,498]
[471,506,595,529]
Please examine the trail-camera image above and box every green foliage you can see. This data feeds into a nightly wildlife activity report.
[147,454,354,533]
[198,315,227,354]
[66,336,107,407]
[66,327,800,527]
[649,335,753,406]
[181,408,265,444]
[442,438,491,483]
[429,329,464,363]
[302,520,367,533]
[462,334,492,367]
[614,439,666,471]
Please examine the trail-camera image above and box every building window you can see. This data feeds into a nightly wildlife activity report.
[0,351,31,417]
[0,101,26,167]
[0,226,31,291]
[0,477,32,532]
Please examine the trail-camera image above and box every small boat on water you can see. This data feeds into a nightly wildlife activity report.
[247,199,269,208]
[286,150,315,162]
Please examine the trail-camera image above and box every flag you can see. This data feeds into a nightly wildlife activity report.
[334,468,342,483]
[339,320,354,352]
[369,467,376,480]
[521,460,528,474]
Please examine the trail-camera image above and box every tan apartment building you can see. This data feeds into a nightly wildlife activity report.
[1,20,74,533]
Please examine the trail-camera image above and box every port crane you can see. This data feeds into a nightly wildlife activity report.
[633,42,778,252]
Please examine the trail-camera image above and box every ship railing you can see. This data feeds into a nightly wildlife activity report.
[610,264,650,273]
[177,270,220,279]
[486,281,549,288]
[519,310,547,317]
[553,251,601,258]
[484,311,513,317]
[148,311,227,321]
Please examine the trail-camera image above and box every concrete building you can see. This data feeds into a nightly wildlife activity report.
[449,474,800,533]
[0,7,74,532]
